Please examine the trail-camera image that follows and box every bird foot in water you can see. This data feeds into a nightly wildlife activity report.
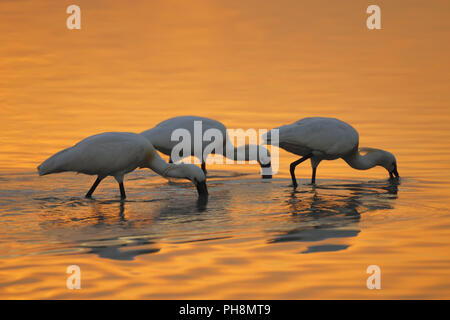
[388,176,400,184]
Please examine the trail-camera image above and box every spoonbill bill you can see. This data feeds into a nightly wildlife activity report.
[37,132,208,199]
[263,117,399,188]
[141,116,272,178]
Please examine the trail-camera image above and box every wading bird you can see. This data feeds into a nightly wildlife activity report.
[37,132,208,199]
[264,117,399,188]
[141,116,272,178]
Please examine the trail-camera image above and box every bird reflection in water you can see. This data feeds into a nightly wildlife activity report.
[37,189,213,261]
[77,200,161,261]
[269,179,399,253]
[37,199,161,261]
[82,194,211,260]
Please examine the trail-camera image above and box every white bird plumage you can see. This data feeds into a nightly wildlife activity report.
[141,116,272,178]
[37,132,208,199]
[264,117,399,188]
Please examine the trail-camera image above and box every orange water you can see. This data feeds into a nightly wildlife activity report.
[1,0,450,299]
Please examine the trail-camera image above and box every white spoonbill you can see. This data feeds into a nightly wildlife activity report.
[264,117,399,188]
[141,116,272,178]
[37,132,208,199]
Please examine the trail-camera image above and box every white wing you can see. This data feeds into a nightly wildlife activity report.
[38,132,150,176]
[141,116,228,156]
[275,117,359,157]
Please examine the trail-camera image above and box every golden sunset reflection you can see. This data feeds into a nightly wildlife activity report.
[0,0,450,299]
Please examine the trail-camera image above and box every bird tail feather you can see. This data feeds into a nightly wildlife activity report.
[37,147,73,176]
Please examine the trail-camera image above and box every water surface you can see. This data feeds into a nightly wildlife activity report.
[1,0,450,299]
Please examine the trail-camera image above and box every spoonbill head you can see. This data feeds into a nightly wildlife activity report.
[162,162,209,195]
[141,115,272,178]
[264,117,399,188]
[357,147,399,179]
[38,132,208,199]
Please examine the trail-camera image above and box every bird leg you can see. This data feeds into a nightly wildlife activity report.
[309,158,321,185]
[201,161,207,174]
[311,167,317,185]
[119,182,126,200]
[85,176,104,198]
[289,154,313,189]
[114,175,126,200]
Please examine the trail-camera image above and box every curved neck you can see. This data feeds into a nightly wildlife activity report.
[343,150,378,171]
[144,150,186,179]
